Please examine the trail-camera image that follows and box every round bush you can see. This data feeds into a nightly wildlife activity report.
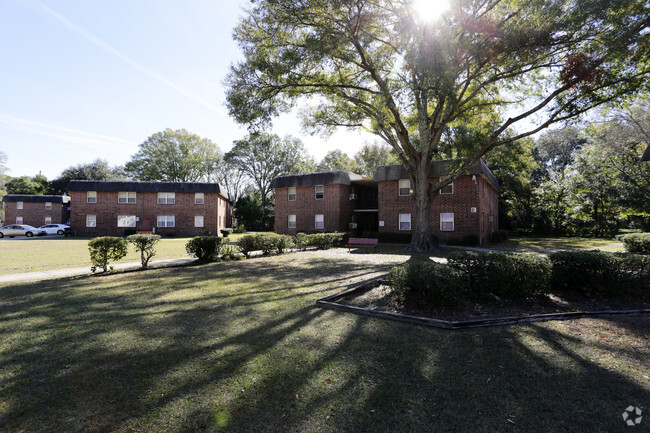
[388,262,466,306]
[185,236,223,262]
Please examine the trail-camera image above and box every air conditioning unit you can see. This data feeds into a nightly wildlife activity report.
[349,194,358,200]
[348,222,358,229]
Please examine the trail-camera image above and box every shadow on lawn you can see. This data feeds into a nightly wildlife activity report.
[0,252,648,432]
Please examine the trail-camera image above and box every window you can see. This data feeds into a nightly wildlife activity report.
[440,213,455,231]
[87,191,97,203]
[398,179,411,196]
[399,213,411,230]
[194,215,204,228]
[16,216,23,224]
[315,185,324,200]
[315,214,324,230]
[16,202,23,210]
[157,215,175,227]
[118,192,136,204]
[288,187,296,201]
[86,215,96,227]
[288,214,296,229]
[195,193,204,204]
[45,202,52,210]
[439,178,454,194]
[117,215,136,227]
[44,216,52,225]
[157,192,175,204]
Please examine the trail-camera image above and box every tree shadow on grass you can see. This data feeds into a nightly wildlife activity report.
[0,251,648,432]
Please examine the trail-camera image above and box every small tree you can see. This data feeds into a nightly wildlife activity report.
[127,234,161,268]
[88,237,128,273]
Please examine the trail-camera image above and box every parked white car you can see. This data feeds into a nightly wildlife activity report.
[38,224,70,235]
[0,225,47,238]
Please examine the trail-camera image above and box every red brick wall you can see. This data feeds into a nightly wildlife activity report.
[378,175,498,244]
[70,190,229,237]
[3,201,69,227]
[274,184,352,235]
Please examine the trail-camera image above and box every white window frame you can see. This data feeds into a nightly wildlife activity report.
[44,216,52,225]
[194,215,204,228]
[288,214,296,229]
[117,215,136,227]
[439,179,454,195]
[195,193,204,204]
[87,191,97,203]
[398,179,411,196]
[440,213,455,231]
[16,201,23,210]
[157,192,175,204]
[315,185,324,200]
[399,213,411,231]
[315,214,324,230]
[16,216,23,224]
[288,187,297,201]
[118,192,136,204]
[86,214,96,228]
[44,202,52,210]
[157,215,175,228]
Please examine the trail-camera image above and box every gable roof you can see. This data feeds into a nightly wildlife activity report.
[271,170,365,189]
[374,159,500,191]
[67,180,225,195]
[2,194,70,203]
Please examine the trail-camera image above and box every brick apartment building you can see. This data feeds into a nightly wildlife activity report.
[272,159,500,244]
[2,194,70,227]
[68,180,231,237]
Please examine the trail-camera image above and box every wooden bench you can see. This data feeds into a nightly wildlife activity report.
[346,238,378,252]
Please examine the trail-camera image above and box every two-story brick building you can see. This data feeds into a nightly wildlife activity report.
[272,159,500,244]
[2,194,70,227]
[68,180,231,237]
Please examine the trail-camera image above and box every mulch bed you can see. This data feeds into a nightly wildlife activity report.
[318,280,650,328]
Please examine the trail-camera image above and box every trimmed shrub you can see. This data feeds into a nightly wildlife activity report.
[388,262,465,306]
[448,251,552,298]
[233,224,246,233]
[490,230,508,244]
[549,250,650,296]
[185,236,223,262]
[620,233,650,255]
[274,234,294,254]
[236,234,259,258]
[127,234,161,268]
[310,232,345,249]
[219,242,243,261]
[294,233,310,251]
[221,228,233,238]
[88,236,128,273]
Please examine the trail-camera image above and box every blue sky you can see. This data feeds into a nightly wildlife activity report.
[0,0,373,179]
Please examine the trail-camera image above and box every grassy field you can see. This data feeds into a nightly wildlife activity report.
[494,236,624,252]
[0,249,647,432]
[0,233,275,275]
[0,237,192,274]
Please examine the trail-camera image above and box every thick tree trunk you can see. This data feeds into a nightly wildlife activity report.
[409,161,437,252]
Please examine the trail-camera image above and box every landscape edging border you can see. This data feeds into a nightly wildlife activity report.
[315,278,650,330]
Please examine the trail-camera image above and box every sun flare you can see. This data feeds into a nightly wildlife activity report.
[412,0,450,21]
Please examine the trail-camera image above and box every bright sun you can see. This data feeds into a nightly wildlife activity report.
[412,0,450,21]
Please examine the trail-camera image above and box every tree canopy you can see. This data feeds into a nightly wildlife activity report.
[227,0,649,250]
[225,133,312,209]
[49,159,128,195]
[126,129,222,182]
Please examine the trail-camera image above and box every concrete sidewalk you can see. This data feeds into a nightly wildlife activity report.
[0,257,196,284]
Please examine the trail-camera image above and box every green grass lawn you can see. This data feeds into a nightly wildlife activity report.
[0,237,192,274]
[0,249,647,432]
[494,236,625,253]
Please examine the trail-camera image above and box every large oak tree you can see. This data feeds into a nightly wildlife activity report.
[226,0,649,250]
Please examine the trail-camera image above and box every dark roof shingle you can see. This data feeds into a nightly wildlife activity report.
[67,180,224,194]
[271,171,365,189]
[1,194,70,203]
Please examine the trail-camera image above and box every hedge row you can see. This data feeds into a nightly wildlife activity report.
[387,250,649,305]
[549,250,649,296]
[619,232,650,255]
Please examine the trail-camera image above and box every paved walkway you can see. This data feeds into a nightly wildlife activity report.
[0,257,196,284]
